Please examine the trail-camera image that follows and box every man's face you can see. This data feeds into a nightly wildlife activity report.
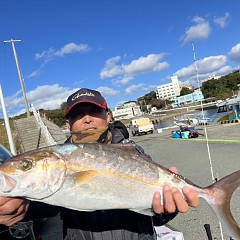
[66,103,111,132]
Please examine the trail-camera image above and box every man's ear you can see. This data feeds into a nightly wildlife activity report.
[66,120,71,131]
[106,112,112,123]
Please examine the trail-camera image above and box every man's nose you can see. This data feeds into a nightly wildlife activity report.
[83,114,93,123]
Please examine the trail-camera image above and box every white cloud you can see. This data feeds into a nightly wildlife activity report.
[229,43,240,62]
[123,54,169,74]
[29,42,91,80]
[125,84,145,95]
[35,43,91,63]
[100,56,124,79]
[2,84,121,117]
[182,64,234,87]
[96,86,119,98]
[100,53,169,79]
[142,85,157,92]
[181,16,211,44]
[175,55,227,78]
[35,47,55,61]
[113,76,134,86]
[4,91,24,116]
[214,12,230,28]
[27,70,42,79]
[217,65,234,75]
[195,55,227,74]
[4,84,78,117]
[174,55,233,86]
[54,43,90,57]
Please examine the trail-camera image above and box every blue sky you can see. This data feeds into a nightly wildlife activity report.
[0,0,240,117]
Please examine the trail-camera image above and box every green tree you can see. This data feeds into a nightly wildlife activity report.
[137,91,157,112]
[60,102,67,110]
[149,99,165,109]
[201,70,240,100]
[180,87,193,96]
[137,91,156,105]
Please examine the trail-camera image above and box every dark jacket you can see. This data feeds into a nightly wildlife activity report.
[26,121,176,240]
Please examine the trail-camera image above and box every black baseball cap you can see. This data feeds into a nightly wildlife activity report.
[65,88,107,116]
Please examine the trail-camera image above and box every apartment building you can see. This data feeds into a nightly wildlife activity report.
[156,76,181,101]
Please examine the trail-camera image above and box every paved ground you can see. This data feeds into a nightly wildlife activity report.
[131,122,240,240]
[31,123,240,240]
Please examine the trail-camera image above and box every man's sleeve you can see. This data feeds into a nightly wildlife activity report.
[152,212,178,226]
[24,201,60,220]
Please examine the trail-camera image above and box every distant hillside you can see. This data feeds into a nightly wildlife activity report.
[201,70,240,100]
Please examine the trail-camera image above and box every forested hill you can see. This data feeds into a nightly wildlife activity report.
[201,70,240,100]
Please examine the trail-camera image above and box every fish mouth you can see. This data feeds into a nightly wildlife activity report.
[0,173,17,193]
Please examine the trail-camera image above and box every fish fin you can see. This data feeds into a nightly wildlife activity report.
[72,171,99,186]
[129,208,154,216]
[202,170,240,239]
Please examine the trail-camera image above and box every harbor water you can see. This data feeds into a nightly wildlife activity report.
[153,108,217,129]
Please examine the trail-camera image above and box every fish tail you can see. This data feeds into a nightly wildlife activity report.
[201,170,240,239]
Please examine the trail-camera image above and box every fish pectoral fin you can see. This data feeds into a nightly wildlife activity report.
[73,170,99,186]
[129,208,154,216]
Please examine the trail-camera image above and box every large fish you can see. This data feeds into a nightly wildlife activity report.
[0,143,239,239]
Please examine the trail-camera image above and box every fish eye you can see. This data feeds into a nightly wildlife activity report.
[19,160,33,171]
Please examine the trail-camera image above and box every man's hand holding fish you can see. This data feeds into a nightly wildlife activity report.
[152,167,200,215]
[0,197,29,226]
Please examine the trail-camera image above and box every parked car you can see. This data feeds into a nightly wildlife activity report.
[0,144,42,240]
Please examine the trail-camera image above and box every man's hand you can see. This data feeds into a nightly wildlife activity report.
[152,167,199,214]
[0,197,29,226]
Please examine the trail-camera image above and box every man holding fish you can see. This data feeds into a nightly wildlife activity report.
[0,88,199,240]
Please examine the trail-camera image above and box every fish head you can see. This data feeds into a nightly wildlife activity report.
[0,148,66,200]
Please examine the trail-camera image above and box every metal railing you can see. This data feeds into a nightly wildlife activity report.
[31,104,57,146]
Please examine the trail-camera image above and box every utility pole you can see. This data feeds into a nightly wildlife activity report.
[0,83,16,155]
[4,39,30,117]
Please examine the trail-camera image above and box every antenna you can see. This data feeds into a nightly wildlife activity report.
[192,42,224,240]
[192,42,201,89]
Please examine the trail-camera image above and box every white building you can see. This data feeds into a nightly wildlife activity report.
[156,76,181,101]
[112,102,143,120]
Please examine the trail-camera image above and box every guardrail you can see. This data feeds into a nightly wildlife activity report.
[31,104,57,146]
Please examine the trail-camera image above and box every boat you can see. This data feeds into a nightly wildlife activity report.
[211,86,240,123]
[198,117,211,124]
[173,117,199,127]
